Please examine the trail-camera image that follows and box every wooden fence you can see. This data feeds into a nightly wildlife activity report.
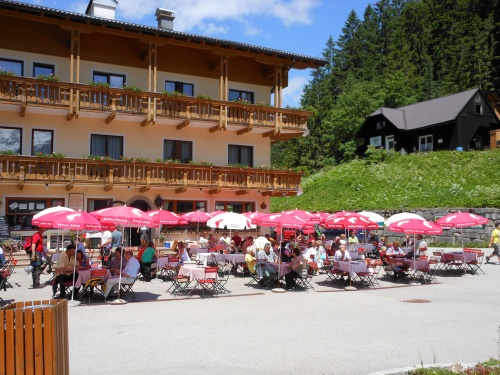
[0,299,69,375]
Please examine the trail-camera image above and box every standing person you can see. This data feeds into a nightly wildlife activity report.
[30,227,46,289]
[98,229,112,266]
[487,223,500,263]
[111,229,123,251]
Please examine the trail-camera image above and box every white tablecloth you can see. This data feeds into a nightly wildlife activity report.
[75,269,111,288]
[224,254,246,264]
[179,265,218,280]
[189,248,208,255]
[399,258,429,271]
[196,253,225,266]
[337,261,370,277]
[269,262,292,277]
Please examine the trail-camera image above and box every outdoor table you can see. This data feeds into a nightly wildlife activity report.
[75,268,111,288]
[269,262,292,277]
[224,254,246,264]
[196,253,224,266]
[348,250,364,260]
[337,260,371,277]
[189,248,208,255]
[398,258,429,271]
[178,264,218,281]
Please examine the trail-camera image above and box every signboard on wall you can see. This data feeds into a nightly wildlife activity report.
[0,216,11,241]
[69,193,84,211]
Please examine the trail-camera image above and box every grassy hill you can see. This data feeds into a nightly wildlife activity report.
[271,149,500,212]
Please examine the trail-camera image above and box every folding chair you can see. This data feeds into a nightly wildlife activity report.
[193,266,218,298]
[246,268,261,287]
[169,275,191,297]
[442,253,463,273]
[295,264,314,291]
[3,258,17,288]
[119,277,138,301]
[326,262,349,286]
[79,269,107,304]
[214,267,231,295]
[356,260,380,288]
[431,251,444,273]
[161,257,180,280]
[414,259,438,284]
[467,250,484,275]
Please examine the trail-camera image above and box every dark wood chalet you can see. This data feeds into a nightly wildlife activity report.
[357,88,500,153]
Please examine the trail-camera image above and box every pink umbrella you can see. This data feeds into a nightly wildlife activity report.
[323,214,378,230]
[257,212,313,229]
[91,205,155,228]
[388,219,442,235]
[242,211,266,224]
[435,212,488,228]
[320,211,358,226]
[32,210,116,231]
[180,211,212,223]
[209,210,226,218]
[33,206,74,221]
[313,212,331,224]
[283,209,320,223]
[147,209,186,226]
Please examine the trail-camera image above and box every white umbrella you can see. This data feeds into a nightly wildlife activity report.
[207,212,256,230]
[385,212,425,226]
[358,211,385,226]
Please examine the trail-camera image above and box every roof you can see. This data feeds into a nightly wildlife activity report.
[0,0,326,68]
[369,88,480,130]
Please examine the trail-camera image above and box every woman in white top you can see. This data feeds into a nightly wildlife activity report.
[334,244,351,262]
[176,241,191,264]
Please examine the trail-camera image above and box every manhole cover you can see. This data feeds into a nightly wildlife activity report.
[402,299,431,303]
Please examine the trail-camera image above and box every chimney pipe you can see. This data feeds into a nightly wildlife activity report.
[155,8,175,30]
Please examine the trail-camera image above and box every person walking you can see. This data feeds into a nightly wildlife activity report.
[30,227,46,288]
[487,223,500,263]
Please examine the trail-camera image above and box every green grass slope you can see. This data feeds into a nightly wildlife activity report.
[271,149,500,212]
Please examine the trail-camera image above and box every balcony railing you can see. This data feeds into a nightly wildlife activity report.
[0,76,310,132]
[0,156,302,196]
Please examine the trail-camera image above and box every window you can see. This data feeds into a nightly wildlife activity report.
[419,135,433,151]
[6,197,65,230]
[0,58,23,75]
[32,129,53,155]
[33,63,55,77]
[87,198,112,212]
[163,200,206,214]
[475,104,483,115]
[0,126,22,154]
[376,121,385,130]
[163,140,193,163]
[215,202,255,213]
[93,71,125,88]
[228,145,253,166]
[165,80,194,96]
[229,89,254,104]
[385,135,395,150]
[90,134,123,160]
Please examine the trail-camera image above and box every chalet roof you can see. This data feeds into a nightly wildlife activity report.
[369,88,479,130]
[0,0,326,68]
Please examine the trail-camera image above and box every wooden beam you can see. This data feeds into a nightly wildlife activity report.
[262,130,275,137]
[175,187,187,193]
[237,127,251,135]
[236,189,249,196]
[176,118,190,130]
[261,191,273,196]
[105,113,115,124]
[208,188,221,195]
[209,125,220,133]
[105,94,116,124]
[20,84,26,117]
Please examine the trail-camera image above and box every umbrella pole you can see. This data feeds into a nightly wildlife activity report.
[151,223,163,283]
[409,233,420,286]
[345,256,356,291]
[460,227,471,277]
[67,230,81,307]
[110,226,127,304]
[272,226,285,293]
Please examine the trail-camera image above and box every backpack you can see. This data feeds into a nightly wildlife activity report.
[23,236,34,253]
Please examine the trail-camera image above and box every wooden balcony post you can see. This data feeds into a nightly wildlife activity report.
[140,170,151,192]
[106,93,117,124]
[104,168,114,191]
[18,165,25,190]
[66,167,74,191]
[20,83,27,117]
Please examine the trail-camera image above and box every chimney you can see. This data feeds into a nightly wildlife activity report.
[86,0,118,20]
[155,8,175,30]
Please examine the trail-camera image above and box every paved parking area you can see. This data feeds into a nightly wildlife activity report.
[2,248,499,374]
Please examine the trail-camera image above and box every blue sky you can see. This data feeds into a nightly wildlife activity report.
[24,0,374,107]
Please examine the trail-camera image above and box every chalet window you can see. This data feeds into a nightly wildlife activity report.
[163,140,192,163]
[376,121,385,130]
[475,104,483,115]
[93,71,125,88]
[228,144,253,167]
[0,58,23,76]
[229,89,254,104]
[6,197,65,230]
[90,134,123,159]
[87,198,112,212]
[162,200,206,214]
[419,135,433,151]
[32,129,54,155]
[215,201,255,213]
[165,81,194,96]
[385,135,395,150]
[33,63,55,77]
[0,126,22,154]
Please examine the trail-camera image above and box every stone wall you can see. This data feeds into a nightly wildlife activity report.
[373,208,499,246]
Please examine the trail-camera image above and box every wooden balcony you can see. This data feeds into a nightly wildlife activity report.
[0,155,302,196]
[0,76,310,137]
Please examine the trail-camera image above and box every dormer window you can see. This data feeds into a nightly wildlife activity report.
[376,121,385,130]
[475,104,483,115]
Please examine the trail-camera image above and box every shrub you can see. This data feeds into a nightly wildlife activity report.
[88,81,110,88]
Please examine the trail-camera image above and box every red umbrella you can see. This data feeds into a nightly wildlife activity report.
[320,211,358,226]
[323,214,378,230]
[147,209,186,226]
[180,211,212,223]
[32,210,116,231]
[283,209,320,223]
[257,212,313,229]
[242,211,266,224]
[435,212,488,228]
[91,205,155,228]
[388,219,442,235]
[208,210,226,218]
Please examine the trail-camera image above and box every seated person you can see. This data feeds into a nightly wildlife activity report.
[279,240,292,262]
[136,239,148,263]
[241,236,253,253]
[314,240,326,274]
[207,233,216,249]
[103,250,140,299]
[348,231,359,245]
[366,231,379,244]
[219,233,230,246]
[334,244,351,262]
[231,231,242,248]
[76,250,91,271]
[176,241,191,265]
[385,241,410,273]
[141,242,158,282]
[285,248,305,290]
[415,234,427,255]
[329,236,341,255]
[52,244,79,299]
[198,232,209,248]
[227,240,238,254]
[256,243,278,279]
[109,247,128,276]
[402,235,414,248]
[245,246,257,275]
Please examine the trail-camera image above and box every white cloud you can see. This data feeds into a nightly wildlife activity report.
[116,0,321,33]
[282,73,309,108]
[199,23,229,35]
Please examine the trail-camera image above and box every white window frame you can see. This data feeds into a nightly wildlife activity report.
[385,135,395,150]
[419,134,433,151]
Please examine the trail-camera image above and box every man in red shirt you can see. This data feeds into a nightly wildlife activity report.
[231,231,242,248]
[30,227,46,288]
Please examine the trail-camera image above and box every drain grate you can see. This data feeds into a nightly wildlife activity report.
[401,299,431,303]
